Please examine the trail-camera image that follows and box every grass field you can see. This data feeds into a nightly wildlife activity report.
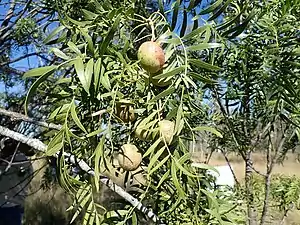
[22,152,300,225]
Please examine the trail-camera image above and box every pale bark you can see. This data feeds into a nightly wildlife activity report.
[0,125,161,223]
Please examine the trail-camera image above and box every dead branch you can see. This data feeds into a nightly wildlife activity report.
[0,108,62,130]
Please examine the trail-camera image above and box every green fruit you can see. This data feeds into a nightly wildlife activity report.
[118,144,142,171]
[138,41,165,73]
[158,120,175,145]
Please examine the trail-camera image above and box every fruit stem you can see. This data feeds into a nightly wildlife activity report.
[148,19,156,41]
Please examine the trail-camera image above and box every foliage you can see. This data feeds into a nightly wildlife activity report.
[21,0,262,224]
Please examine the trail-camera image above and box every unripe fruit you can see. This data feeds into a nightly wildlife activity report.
[118,144,142,171]
[158,120,175,145]
[137,41,165,73]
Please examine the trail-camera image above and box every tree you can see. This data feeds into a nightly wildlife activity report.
[0,0,265,224]
[211,0,300,224]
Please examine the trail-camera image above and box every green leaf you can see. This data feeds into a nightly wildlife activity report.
[149,86,176,103]
[192,126,223,137]
[143,138,162,158]
[152,66,185,80]
[70,101,88,133]
[94,58,101,91]
[171,159,186,198]
[46,129,64,156]
[148,154,170,176]
[175,104,183,135]
[157,170,170,188]
[147,146,166,176]
[94,136,105,192]
[24,69,55,115]
[86,128,104,137]
[74,57,90,94]
[188,59,221,71]
[188,72,217,84]
[171,0,180,30]
[23,65,57,78]
[85,58,94,93]
[199,0,223,15]
[100,14,121,56]
[44,25,66,44]
[183,25,209,40]
[187,43,223,51]
[67,41,82,55]
[50,47,69,60]
[100,73,111,91]
[82,9,98,20]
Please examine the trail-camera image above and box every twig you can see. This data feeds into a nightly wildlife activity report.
[0,108,62,130]
[0,125,162,223]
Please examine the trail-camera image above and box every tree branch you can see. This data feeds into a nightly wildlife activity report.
[0,125,161,223]
[0,108,62,130]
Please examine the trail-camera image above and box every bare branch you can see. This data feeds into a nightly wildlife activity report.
[0,108,62,130]
[0,125,161,223]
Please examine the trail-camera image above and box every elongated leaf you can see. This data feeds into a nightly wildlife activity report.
[148,154,170,176]
[183,25,209,40]
[51,47,69,60]
[143,138,162,158]
[157,170,170,188]
[94,58,101,91]
[74,57,90,94]
[187,43,223,51]
[208,0,232,21]
[175,104,182,135]
[189,59,221,71]
[188,72,217,84]
[100,14,121,56]
[85,58,94,93]
[94,136,105,192]
[180,7,188,37]
[23,65,57,78]
[44,25,65,44]
[68,41,82,55]
[171,0,180,30]
[82,9,98,20]
[71,101,88,133]
[152,66,185,79]
[46,129,64,156]
[149,86,176,103]
[147,146,166,175]
[199,0,223,15]
[171,159,185,198]
[100,73,111,90]
[192,126,223,137]
[24,69,55,115]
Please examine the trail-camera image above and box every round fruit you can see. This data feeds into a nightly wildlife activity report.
[158,120,175,145]
[118,144,142,171]
[137,41,165,73]
[115,100,136,123]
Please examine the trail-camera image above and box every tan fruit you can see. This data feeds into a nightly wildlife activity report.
[115,100,136,123]
[158,120,175,145]
[118,144,142,171]
[137,41,165,73]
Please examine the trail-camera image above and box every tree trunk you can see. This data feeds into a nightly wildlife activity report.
[245,151,257,225]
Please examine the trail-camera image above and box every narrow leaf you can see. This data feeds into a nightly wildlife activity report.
[23,66,57,78]
[71,101,88,133]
